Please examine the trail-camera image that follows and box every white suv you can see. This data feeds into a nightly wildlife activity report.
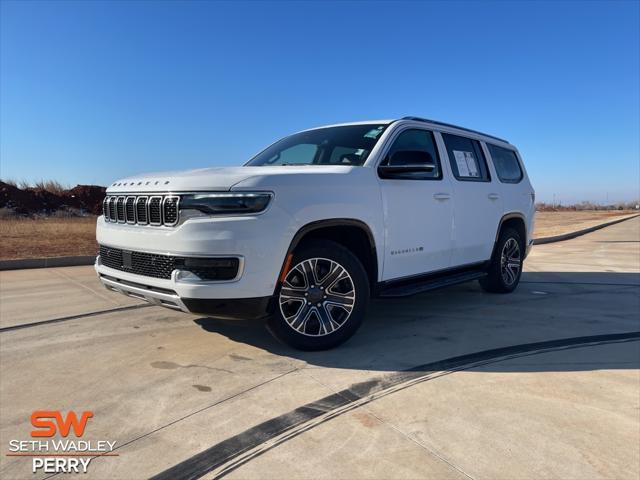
[96,117,535,350]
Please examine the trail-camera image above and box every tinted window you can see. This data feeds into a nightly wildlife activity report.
[329,146,368,165]
[246,124,387,166]
[380,129,442,180]
[269,144,318,165]
[487,144,523,183]
[441,133,490,182]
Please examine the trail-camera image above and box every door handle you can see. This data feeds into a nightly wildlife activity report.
[433,193,451,201]
[488,193,500,200]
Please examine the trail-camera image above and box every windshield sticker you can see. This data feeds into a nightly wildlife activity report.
[364,126,384,139]
[453,150,479,177]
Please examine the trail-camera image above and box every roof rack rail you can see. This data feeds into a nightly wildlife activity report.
[400,116,509,144]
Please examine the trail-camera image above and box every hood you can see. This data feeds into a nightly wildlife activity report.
[106,165,356,194]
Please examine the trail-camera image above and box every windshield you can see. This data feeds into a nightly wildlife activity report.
[245,124,388,167]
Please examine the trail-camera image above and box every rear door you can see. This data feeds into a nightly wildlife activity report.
[378,127,454,280]
[438,132,503,266]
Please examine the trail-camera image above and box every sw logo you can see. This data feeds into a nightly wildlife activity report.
[5,410,116,474]
[31,410,93,437]
[29,410,96,473]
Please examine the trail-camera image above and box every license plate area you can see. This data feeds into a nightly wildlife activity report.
[122,250,133,269]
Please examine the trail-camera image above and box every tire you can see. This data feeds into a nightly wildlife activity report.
[267,240,370,350]
[479,227,524,293]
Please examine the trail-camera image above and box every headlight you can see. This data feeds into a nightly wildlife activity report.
[180,192,273,215]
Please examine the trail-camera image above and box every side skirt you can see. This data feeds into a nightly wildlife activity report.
[375,262,489,298]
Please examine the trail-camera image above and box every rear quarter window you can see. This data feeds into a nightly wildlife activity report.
[487,144,523,183]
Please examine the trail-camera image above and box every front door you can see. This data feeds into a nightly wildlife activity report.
[378,128,454,281]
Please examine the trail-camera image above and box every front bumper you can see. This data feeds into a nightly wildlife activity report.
[95,209,292,299]
[97,267,273,320]
[99,272,188,311]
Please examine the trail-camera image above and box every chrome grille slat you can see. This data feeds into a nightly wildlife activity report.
[103,194,179,227]
[108,197,117,222]
[136,197,148,224]
[148,196,162,225]
[163,196,179,226]
[116,197,126,223]
[125,197,136,224]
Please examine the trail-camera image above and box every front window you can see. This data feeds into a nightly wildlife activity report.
[246,124,388,166]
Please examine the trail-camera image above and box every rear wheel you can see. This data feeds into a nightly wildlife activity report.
[268,240,369,350]
[479,227,523,293]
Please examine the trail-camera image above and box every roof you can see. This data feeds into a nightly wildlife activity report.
[399,116,509,144]
[300,117,510,144]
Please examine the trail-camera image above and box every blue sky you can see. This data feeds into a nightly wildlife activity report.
[1,0,638,204]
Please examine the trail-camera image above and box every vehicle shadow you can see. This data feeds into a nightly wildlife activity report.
[193,271,640,373]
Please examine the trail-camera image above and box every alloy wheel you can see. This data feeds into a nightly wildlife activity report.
[500,237,521,285]
[279,257,356,337]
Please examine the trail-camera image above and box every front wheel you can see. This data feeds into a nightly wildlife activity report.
[268,240,370,350]
[479,227,524,293]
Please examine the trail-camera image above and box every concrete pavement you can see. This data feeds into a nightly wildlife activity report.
[0,217,638,479]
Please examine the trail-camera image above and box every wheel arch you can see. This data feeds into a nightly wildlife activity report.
[280,219,379,292]
[493,212,527,256]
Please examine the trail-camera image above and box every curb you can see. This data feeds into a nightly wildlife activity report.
[532,214,639,245]
[1,214,638,271]
[0,255,95,271]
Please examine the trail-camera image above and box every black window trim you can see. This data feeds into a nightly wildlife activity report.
[486,142,524,184]
[441,132,492,183]
[376,126,443,181]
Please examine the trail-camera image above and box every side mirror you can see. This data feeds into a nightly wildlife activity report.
[378,150,436,178]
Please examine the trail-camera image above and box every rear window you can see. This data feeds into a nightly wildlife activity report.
[487,144,523,183]
[441,133,491,182]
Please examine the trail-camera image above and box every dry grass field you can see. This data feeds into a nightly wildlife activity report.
[533,210,638,237]
[0,211,637,260]
[1,217,97,260]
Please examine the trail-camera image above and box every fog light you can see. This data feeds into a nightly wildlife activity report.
[173,257,240,281]
[175,270,202,281]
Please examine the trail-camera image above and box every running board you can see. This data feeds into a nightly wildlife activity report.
[377,270,487,298]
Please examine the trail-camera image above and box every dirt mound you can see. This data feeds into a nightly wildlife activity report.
[0,182,106,216]
[64,185,107,214]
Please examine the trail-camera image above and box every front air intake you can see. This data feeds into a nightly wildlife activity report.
[99,245,240,281]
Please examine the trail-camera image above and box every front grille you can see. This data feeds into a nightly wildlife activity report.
[99,245,240,281]
[125,197,136,223]
[103,194,179,227]
[136,197,148,224]
[109,197,117,221]
[149,197,162,224]
[116,197,125,222]
[163,197,179,225]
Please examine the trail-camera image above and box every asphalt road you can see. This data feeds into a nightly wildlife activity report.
[1,217,638,480]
